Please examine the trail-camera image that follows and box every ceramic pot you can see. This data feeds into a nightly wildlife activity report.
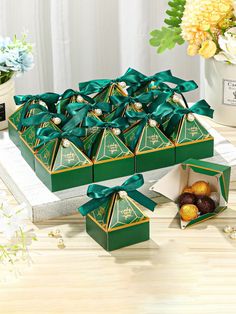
[204,58,236,126]
[0,78,16,130]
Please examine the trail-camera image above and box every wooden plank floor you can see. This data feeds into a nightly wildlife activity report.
[1,119,236,314]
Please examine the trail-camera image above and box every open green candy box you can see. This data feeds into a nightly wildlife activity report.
[150,158,231,229]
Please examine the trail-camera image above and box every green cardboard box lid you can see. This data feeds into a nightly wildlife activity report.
[20,121,59,149]
[102,103,141,122]
[93,83,128,103]
[162,113,213,145]
[124,121,174,154]
[83,128,134,163]
[35,137,92,173]
[8,102,51,131]
[87,193,149,232]
[8,106,23,129]
[150,158,231,229]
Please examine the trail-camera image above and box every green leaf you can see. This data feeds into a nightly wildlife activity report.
[149,0,186,53]
[150,29,159,37]
[150,27,184,53]
[164,17,182,27]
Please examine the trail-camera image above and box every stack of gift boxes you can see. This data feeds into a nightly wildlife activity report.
[8,68,214,192]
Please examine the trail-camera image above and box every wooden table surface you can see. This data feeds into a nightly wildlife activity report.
[1,119,236,314]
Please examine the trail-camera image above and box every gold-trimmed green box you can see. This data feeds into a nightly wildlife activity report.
[162,113,214,164]
[150,158,231,229]
[124,121,175,172]
[19,122,60,171]
[8,106,23,148]
[35,138,93,192]
[85,193,150,251]
[83,128,135,182]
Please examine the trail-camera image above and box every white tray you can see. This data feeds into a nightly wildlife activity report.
[0,120,236,222]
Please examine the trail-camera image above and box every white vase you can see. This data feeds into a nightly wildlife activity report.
[0,78,16,130]
[204,58,236,126]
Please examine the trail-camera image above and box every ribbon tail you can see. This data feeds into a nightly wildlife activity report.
[128,190,157,211]
[165,114,183,137]
[62,107,88,131]
[129,119,146,151]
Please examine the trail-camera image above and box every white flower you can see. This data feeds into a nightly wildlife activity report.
[0,203,27,239]
[215,27,236,64]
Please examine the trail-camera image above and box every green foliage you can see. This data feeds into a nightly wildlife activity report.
[150,0,186,53]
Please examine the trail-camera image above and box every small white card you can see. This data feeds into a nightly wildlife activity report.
[223,79,236,106]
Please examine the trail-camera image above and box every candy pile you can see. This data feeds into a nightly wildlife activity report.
[178,181,220,222]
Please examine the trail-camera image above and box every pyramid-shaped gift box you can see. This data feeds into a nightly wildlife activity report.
[78,174,157,251]
[123,110,175,172]
[83,116,135,182]
[159,99,214,163]
[34,127,93,191]
[60,93,111,137]
[18,104,67,170]
[8,92,60,147]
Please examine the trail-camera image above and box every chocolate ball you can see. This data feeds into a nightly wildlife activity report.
[178,192,196,207]
[182,186,193,193]
[196,195,216,214]
[179,204,199,222]
[191,181,211,196]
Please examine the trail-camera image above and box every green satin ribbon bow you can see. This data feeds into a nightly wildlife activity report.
[109,90,159,119]
[128,70,191,95]
[60,89,93,101]
[21,104,67,127]
[62,101,111,132]
[125,110,162,151]
[78,68,146,95]
[35,127,85,150]
[58,89,96,114]
[78,173,157,216]
[158,100,214,137]
[14,93,60,130]
[148,80,198,113]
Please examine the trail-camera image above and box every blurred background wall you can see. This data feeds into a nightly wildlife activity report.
[0,0,200,100]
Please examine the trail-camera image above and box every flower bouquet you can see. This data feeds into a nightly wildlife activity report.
[0,35,34,129]
[149,0,236,126]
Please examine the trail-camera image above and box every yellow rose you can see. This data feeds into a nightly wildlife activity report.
[198,40,217,58]
[187,44,199,56]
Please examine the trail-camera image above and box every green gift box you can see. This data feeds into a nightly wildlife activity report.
[124,111,175,172]
[161,100,214,163]
[61,95,111,137]
[78,174,157,251]
[8,93,60,147]
[83,117,135,182]
[34,127,93,192]
[8,106,23,147]
[17,105,67,171]
[8,104,45,149]
[150,158,231,229]
[19,121,59,170]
